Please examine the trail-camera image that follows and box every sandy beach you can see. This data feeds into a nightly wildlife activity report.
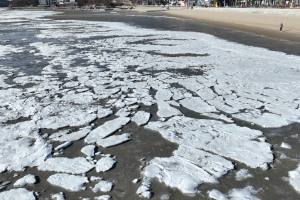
[131,6,300,42]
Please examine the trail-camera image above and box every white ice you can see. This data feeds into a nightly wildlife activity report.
[288,165,300,193]
[84,117,131,144]
[95,157,116,172]
[47,173,89,192]
[81,145,95,157]
[132,111,151,126]
[51,193,65,200]
[38,157,94,174]
[281,142,292,149]
[0,188,35,200]
[94,195,112,200]
[156,100,182,118]
[13,174,36,187]
[208,186,260,200]
[96,133,132,148]
[92,180,114,192]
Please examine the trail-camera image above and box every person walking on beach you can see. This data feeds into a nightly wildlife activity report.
[280,23,283,32]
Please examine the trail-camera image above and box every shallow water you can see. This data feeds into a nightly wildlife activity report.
[0,9,300,200]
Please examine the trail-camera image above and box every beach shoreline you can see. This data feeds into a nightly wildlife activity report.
[131,6,300,42]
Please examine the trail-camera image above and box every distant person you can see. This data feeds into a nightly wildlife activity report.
[280,23,283,32]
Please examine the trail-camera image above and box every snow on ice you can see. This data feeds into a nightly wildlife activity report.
[47,173,89,192]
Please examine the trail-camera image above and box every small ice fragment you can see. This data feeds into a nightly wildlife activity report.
[132,178,140,184]
[95,152,102,156]
[0,186,6,191]
[265,177,269,180]
[2,181,11,186]
[137,185,152,198]
[160,194,170,200]
[235,169,253,181]
[94,195,112,200]
[208,189,229,200]
[47,173,88,192]
[13,173,19,177]
[92,180,114,192]
[54,141,73,151]
[96,157,116,172]
[90,176,102,182]
[51,192,65,200]
[81,145,95,157]
[14,174,36,187]
[281,142,292,149]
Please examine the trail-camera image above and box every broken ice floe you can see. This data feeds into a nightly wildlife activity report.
[92,180,114,192]
[132,111,151,126]
[38,157,94,174]
[84,117,131,144]
[156,101,182,118]
[94,195,112,200]
[55,141,73,151]
[48,173,89,192]
[0,188,36,200]
[208,186,260,200]
[95,157,116,172]
[281,142,292,149]
[51,192,65,200]
[146,116,273,169]
[13,174,36,187]
[81,145,95,157]
[288,165,300,193]
[96,133,132,148]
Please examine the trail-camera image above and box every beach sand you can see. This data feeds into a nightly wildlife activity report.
[131,6,300,42]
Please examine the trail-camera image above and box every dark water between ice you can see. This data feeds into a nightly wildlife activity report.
[1,9,300,200]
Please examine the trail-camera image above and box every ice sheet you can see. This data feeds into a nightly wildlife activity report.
[0,188,35,200]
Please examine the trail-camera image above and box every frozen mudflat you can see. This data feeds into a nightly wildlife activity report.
[0,9,300,200]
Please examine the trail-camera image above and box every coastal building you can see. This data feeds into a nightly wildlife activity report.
[39,0,53,5]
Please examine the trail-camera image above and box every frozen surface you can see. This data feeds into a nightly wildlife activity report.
[96,133,132,148]
[51,193,65,200]
[81,145,95,157]
[0,188,36,200]
[92,180,114,192]
[38,157,94,174]
[95,157,116,172]
[13,174,36,187]
[281,142,292,149]
[47,173,88,192]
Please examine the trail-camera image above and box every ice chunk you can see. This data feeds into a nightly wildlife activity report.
[208,186,260,200]
[90,176,102,182]
[38,157,94,174]
[180,97,217,113]
[84,117,130,144]
[235,169,253,181]
[155,89,173,101]
[157,100,182,118]
[92,180,114,192]
[143,156,218,195]
[95,157,116,172]
[81,145,95,157]
[132,111,151,126]
[47,173,88,192]
[51,193,65,200]
[174,145,234,178]
[137,185,152,198]
[288,165,300,192]
[146,116,273,169]
[54,141,72,151]
[281,142,292,149]
[94,195,111,200]
[0,188,35,200]
[97,107,113,119]
[96,133,132,148]
[13,174,36,187]
[53,127,91,142]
